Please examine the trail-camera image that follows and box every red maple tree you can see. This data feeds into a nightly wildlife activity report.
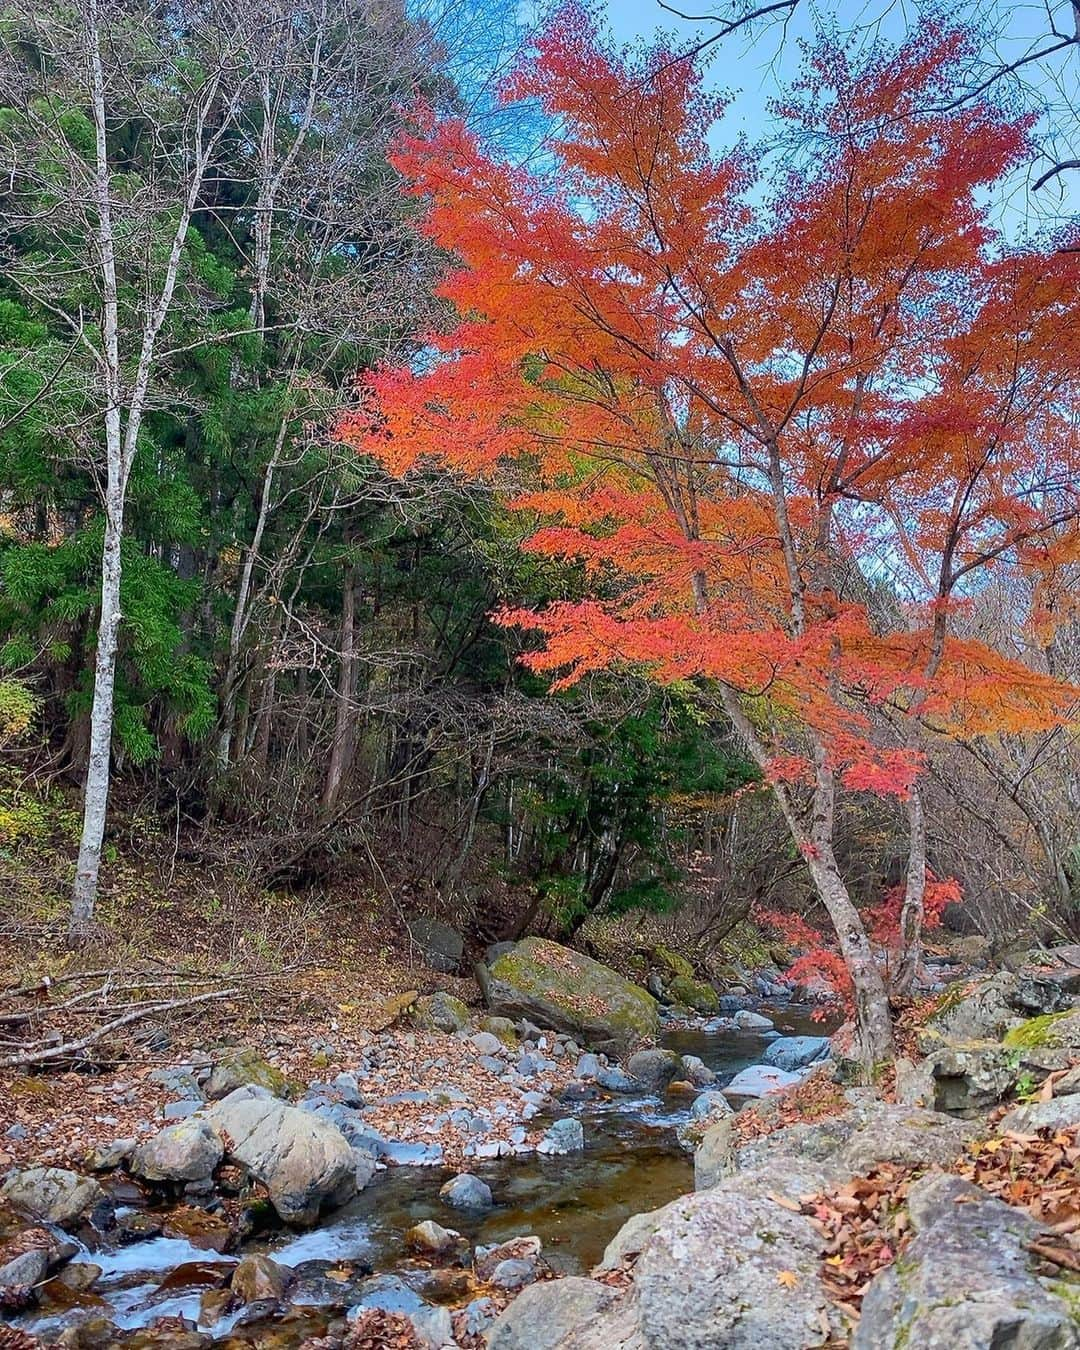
[342,5,1080,1065]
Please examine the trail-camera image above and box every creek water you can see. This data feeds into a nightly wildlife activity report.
[19,1006,829,1342]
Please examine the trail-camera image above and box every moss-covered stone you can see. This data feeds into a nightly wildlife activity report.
[1003,1010,1080,1051]
[653,946,695,980]
[667,973,719,1015]
[411,992,469,1035]
[205,1048,288,1100]
[487,937,659,1052]
[477,1014,518,1045]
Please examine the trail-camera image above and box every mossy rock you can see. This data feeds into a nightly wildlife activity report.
[411,992,469,1035]
[205,1048,288,1100]
[486,937,659,1053]
[667,973,719,1016]
[653,945,695,980]
[477,1014,518,1045]
[1003,1010,1080,1051]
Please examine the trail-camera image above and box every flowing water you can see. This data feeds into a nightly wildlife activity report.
[19,1005,830,1342]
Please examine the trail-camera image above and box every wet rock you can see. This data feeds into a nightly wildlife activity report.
[203,1048,288,1101]
[348,1271,428,1318]
[537,1117,584,1155]
[490,1256,540,1290]
[679,1055,716,1087]
[575,1052,602,1079]
[0,1167,110,1230]
[627,1047,682,1094]
[855,1174,1076,1349]
[761,1035,831,1073]
[722,1063,804,1103]
[131,1118,224,1183]
[677,1093,733,1152]
[733,1009,774,1031]
[0,1246,48,1288]
[406,915,464,974]
[203,1095,356,1225]
[484,936,659,1053]
[459,1294,499,1338]
[476,1235,542,1282]
[487,1276,615,1350]
[230,1253,292,1303]
[406,1219,461,1256]
[410,991,470,1034]
[439,1172,492,1211]
[595,1066,638,1093]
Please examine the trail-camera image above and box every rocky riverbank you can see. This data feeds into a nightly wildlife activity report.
[2,938,1079,1348]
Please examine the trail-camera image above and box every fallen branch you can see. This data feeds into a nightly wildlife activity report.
[0,988,240,1069]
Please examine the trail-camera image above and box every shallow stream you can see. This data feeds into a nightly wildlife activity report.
[21,1006,828,1342]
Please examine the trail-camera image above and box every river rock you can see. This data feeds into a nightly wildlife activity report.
[406,1219,461,1255]
[596,1066,639,1092]
[627,1047,682,1094]
[230,1253,292,1303]
[576,1052,603,1079]
[761,1035,831,1072]
[679,1054,716,1087]
[483,937,659,1052]
[587,1179,834,1349]
[411,991,469,1034]
[203,1048,288,1100]
[130,1118,224,1183]
[677,1092,733,1152]
[203,1095,356,1225]
[666,974,719,1015]
[538,1117,584,1155]
[406,916,464,973]
[487,1276,616,1350]
[0,1246,48,1289]
[854,1174,1077,1348]
[0,1167,109,1230]
[723,1063,804,1102]
[439,1172,492,1212]
[733,1009,774,1031]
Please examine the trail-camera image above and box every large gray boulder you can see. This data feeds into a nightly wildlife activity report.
[722,1063,804,1104]
[487,1278,616,1350]
[574,1180,835,1350]
[896,1040,1016,1116]
[922,971,1023,1046]
[130,1117,224,1183]
[0,1167,109,1229]
[696,1101,976,1198]
[406,916,464,974]
[1001,1092,1080,1134]
[203,1094,357,1225]
[854,1174,1078,1348]
[482,937,659,1052]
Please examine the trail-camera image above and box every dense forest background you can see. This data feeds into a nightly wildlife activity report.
[0,0,1077,966]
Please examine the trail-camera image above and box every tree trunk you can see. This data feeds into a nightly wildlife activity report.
[71,493,123,936]
[892,787,927,999]
[322,564,359,811]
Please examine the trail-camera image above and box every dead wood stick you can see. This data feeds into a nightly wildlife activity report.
[0,988,240,1069]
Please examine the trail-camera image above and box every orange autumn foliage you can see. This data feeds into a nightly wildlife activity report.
[341,3,1080,797]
